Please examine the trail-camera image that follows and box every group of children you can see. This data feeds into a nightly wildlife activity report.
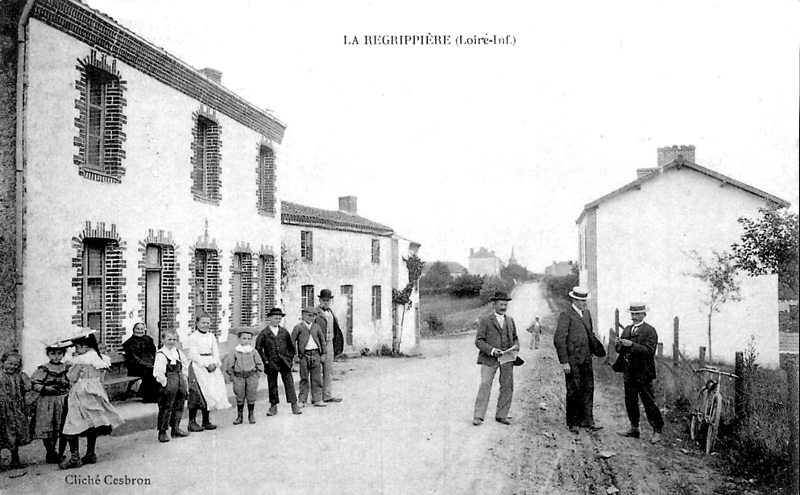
[0,306,334,471]
[0,327,123,471]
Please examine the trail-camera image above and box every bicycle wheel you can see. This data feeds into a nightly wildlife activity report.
[705,394,722,454]
[690,389,707,442]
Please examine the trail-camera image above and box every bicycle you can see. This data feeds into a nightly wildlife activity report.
[690,367,739,454]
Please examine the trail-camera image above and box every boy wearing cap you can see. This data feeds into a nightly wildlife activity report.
[224,328,264,424]
[292,307,327,407]
[256,308,301,416]
[153,329,190,442]
[616,303,664,443]
[553,286,605,433]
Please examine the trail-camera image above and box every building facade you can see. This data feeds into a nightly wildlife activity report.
[545,261,576,277]
[2,0,285,372]
[281,197,421,355]
[577,146,788,368]
[468,247,504,277]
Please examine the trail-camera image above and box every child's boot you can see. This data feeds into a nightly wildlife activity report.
[233,404,244,425]
[81,432,97,464]
[201,409,217,430]
[291,402,302,415]
[158,431,170,443]
[267,404,278,416]
[248,404,256,424]
[188,408,204,432]
[59,437,82,470]
[9,448,23,469]
[44,439,59,463]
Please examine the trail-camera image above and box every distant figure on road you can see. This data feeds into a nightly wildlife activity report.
[527,316,543,349]
[553,286,605,433]
[615,302,664,444]
[473,291,520,426]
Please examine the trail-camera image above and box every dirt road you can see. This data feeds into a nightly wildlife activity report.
[2,282,742,495]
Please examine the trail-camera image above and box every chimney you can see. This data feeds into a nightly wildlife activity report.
[338,196,357,215]
[657,145,695,167]
[636,168,657,179]
[200,68,222,85]
[470,248,474,256]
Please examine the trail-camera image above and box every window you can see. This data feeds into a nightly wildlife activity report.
[371,285,382,320]
[257,146,276,215]
[371,239,380,264]
[85,69,108,171]
[195,249,211,317]
[82,240,107,341]
[259,255,276,320]
[232,254,243,328]
[301,285,315,309]
[191,113,221,202]
[192,248,221,334]
[301,231,313,261]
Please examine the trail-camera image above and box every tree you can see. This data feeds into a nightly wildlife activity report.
[686,250,742,361]
[449,273,483,298]
[419,261,452,294]
[500,263,532,282]
[732,206,799,300]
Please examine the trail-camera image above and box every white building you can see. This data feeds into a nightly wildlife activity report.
[468,247,504,277]
[4,0,285,372]
[281,197,421,355]
[577,146,789,368]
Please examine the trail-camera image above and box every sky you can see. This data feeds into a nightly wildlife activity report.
[85,0,799,272]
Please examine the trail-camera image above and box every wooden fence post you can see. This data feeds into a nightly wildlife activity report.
[673,317,680,367]
[657,342,663,358]
[699,347,706,368]
[734,351,745,420]
[787,360,799,495]
[614,308,620,338]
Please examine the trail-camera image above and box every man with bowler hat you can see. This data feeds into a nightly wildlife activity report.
[291,307,327,407]
[553,286,604,433]
[315,289,344,403]
[616,302,664,443]
[473,290,519,426]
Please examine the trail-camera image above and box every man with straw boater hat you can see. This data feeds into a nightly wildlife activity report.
[553,286,605,433]
[473,290,520,426]
[615,302,664,444]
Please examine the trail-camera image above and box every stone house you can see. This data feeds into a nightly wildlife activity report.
[545,261,576,277]
[577,145,789,368]
[468,247,504,277]
[1,0,285,372]
[281,197,421,355]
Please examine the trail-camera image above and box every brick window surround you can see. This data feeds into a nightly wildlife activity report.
[74,51,127,183]
[71,222,126,354]
[372,285,382,320]
[371,239,380,264]
[137,230,179,338]
[301,285,315,310]
[258,253,277,320]
[229,249,254,329]
[191,108,222,205]
[301,231,313,261]
[190,248,222,337]
[257,144,276,216]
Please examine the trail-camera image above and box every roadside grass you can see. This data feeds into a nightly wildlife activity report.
[420,294,488,336]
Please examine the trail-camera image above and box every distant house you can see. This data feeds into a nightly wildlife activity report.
[779,332,799,355]
[468,247,504,277]
[423,261,468,279]
[545,261,576,277]
[577,145,789,368]
[281,197,421,355]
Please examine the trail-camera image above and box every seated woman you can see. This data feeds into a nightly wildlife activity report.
[122,322,159,403]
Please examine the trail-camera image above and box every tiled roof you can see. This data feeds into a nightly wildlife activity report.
[577,159,790,223]
[779,332,799,354]
[281,201,394,236]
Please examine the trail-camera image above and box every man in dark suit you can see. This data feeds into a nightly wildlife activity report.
[616,302,664,443]
[256,307,301,416]
[473,291,520,426]
[315,289,344,403]
[553,286,604,433]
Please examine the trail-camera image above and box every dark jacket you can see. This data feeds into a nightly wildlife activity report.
[291,322,327,356]
[255,326,296,371]
[314,307,344,357]
[475,312,519,366]
[553,307,601,366]
[122,334,156,376]
[615,322,658,382]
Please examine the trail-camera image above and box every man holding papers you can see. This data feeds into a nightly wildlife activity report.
[473,291,520,426]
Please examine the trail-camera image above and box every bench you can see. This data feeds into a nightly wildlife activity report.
[103,353,141,402]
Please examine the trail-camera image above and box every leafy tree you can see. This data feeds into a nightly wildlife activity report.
[480,276,514,303]
[732,206,799,300]
[449,273,483,298]
[501,263,532,282]
[686,250,742,361]
[419,261,452,294]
